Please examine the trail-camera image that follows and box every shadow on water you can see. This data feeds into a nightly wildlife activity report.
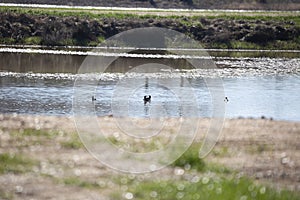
[0,52,85,73]
[1,48,299,73]
[0,49,196,73]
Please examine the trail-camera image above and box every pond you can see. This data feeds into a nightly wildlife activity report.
[0,47,299,121]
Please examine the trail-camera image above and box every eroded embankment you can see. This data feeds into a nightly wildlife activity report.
[0,10,300,49]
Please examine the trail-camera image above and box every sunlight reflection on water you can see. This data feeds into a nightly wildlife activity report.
[1,72,300,121]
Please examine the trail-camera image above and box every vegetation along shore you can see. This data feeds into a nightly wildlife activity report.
[0,6,300,49]
[2,0,300,10]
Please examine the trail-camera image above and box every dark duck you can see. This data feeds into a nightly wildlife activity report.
[224,96,229,103]
[143,95,151,104]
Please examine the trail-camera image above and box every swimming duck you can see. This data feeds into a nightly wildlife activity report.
[143,95,151,104]
[224,97,229,102]
[92,96,96,101]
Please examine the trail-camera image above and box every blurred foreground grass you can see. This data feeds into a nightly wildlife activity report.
[120,143,300,200]
[124,176,300,200]
[0,153,36,174]
[0,128,299,200]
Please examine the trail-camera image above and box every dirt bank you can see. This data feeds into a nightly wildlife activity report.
[1,11,300,49]
[0,114,299,199]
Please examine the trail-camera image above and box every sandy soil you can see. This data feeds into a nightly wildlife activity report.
[0,114,299,199]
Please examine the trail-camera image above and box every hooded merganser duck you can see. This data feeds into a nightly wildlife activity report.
[143,95,151,104]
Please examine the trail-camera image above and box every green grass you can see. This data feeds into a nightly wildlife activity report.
[172,142,232,173]
[1,6,299,26]
[0,7,138,20]
[10,129,61,148]
[88,36,106,46]
[207,39,300,50]
[13,128,59,139]
[132,142,300,200]
[172,142,206,171]
[0,6,299,49]
[0,37,16,45]
[265,39,300,50]
[105,134,170,153]
[125,176,300,200]
[61,133,84,149]
[228,41,262,50]
[212,146,230,157]
[0,153,36,174]
[245,143,273,154]
[23,36,42,45]
[63,177,104,189]
[124,142,298,200]
[205,39,300,50]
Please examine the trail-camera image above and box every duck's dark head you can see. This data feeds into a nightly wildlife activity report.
[143,95,151,102]
[224,97,229,102]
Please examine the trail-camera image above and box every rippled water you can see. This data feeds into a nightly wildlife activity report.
[1,52,300,121]
[1,46,300,120]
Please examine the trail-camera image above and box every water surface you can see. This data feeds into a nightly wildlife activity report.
[1,69,299,121]
[1,48,299,121]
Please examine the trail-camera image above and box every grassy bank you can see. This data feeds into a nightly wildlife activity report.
[1,6,300,15]
[1,127,300,199]
[0,115,300,199]
[1,6,299,23]
[1,0,300,10]
[0,6,300,49]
